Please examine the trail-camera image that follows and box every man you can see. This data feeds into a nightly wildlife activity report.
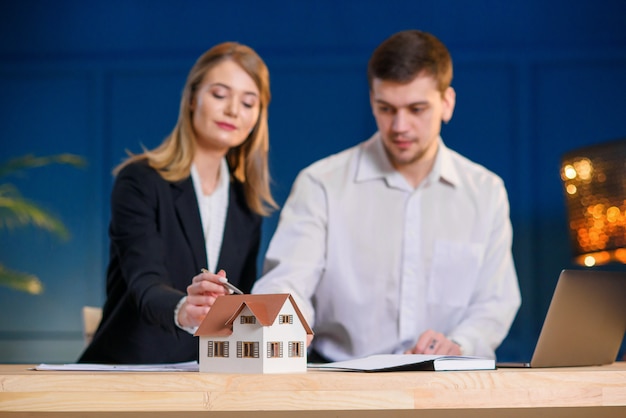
[252,30,521,361]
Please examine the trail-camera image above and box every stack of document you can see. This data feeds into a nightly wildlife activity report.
[308,354,495,372]
[35,355,494,373]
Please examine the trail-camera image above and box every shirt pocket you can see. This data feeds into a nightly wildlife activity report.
[427,240,485,308]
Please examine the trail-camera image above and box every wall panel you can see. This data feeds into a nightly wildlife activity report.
[533,60,626,312]
[0,72,103,362]
[1,0,625,363]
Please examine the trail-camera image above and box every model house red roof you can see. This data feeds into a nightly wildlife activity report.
[194,294,313,337]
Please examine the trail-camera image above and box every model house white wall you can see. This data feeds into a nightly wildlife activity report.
[195,294,313,374]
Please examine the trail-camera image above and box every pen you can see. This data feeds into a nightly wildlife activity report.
[201,268,244,295]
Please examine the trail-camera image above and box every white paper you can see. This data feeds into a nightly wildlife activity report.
[35,361,199,372]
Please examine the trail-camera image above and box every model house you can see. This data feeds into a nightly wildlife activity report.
[194,293,313,374]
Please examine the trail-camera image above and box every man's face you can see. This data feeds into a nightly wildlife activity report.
[370,74,455,170]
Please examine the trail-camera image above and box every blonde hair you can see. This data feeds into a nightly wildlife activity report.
[114,42,277,216]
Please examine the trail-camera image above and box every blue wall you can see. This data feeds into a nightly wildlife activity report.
[1,0,625,363]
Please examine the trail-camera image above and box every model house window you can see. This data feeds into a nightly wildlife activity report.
[237,341,259,358]
[207,341,229,357]
[289,341,304,357]
[267,341,283,358]
[240,315,256,324]
[279,314,293,324]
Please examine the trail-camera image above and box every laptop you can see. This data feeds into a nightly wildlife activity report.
[497,269,626,368]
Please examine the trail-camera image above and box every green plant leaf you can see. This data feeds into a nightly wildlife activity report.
[0,263,44,295]
[0,190,69,238]
[0,153,86,179]
[0,153,86,294]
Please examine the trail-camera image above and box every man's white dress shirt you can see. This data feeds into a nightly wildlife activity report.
[252,133,521,360]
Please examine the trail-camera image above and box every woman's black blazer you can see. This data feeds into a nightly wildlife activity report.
[78,161,261,364]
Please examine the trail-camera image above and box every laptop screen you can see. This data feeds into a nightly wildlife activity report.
[499,269,626,368]
[531,269,626,367]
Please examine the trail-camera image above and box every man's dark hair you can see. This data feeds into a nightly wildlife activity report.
[367,30,453,94]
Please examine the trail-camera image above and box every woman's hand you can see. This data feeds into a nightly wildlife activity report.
[177,269,228,328]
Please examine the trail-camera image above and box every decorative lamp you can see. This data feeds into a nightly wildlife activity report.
[560,138,626,267]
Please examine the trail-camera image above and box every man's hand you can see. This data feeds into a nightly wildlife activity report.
[404,329,462,356]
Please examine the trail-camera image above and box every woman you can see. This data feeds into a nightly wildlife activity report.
[79,42,276,364]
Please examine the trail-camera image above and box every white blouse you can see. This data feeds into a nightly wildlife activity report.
[190,159,230,273]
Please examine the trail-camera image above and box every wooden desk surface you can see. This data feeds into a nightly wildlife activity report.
[1,363,626,417]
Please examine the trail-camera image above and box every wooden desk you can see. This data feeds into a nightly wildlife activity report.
[1,363,626,417]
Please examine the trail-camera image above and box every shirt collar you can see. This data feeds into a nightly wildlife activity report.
[436,140,461,187]
[355,132,402,188]
[355,132,461,189]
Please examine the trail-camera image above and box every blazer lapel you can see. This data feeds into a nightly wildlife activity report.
[218,180,252,268]
[172,177,207,271]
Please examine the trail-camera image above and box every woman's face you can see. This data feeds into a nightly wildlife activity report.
[191,59,261,155]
